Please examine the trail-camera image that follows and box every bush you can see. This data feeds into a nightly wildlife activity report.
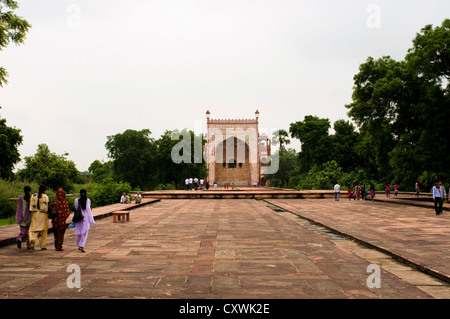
[0,179,41,219]
[0,198,15,219]
[155,183,177,190]
[90,178,131,207]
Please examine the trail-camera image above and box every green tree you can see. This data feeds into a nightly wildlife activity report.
[105,129,157,190]
[88,159,113,183]
[346,20,450,189]
[289,116,331,173]
[155,129,208,187]
[272,129,291,151]
[265,148,299,188]
[0,108,23,179]
[345,56,403,182]
[17,144,79,191]
[0,0,31,86]
[329,120,360,173]
[406,19,450,90]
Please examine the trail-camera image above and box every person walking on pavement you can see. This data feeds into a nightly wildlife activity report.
[432,181,444,215]
[334,183,340,201]
[28,185,50,251]
[15,186,32,250]
[370,185,376,202]
[74,189,95,253]
[385,183,390,198]
[50,188,71,251]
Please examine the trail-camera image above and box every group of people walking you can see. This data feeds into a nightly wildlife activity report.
[15,185,95,252]
[333,184,376,202]
[185,178,218,191]
[334,180,448,215]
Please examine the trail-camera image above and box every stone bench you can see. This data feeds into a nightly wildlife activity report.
[113,211,130,223]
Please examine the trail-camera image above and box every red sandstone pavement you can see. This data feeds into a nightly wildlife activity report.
[266,198,450,283]
[1,198,449,300]
[0,199,160,247]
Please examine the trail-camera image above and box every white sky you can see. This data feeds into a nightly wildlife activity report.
[1,0,449,172]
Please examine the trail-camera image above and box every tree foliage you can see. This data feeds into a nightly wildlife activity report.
[105,129,156,190]
[0,110,23,179]
[0,0,31,86]
[16,144,79,191]
[267,19,450,192]
[104,128,208,190]
[272,129,290,151]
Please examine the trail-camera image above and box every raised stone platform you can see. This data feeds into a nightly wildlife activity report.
[135,188,336,199]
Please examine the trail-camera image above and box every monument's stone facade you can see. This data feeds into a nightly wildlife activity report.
[205,110,270,186]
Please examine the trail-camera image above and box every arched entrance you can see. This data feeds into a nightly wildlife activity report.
[214,137,251,186]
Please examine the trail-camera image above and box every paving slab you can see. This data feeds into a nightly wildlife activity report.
[0,199,446,299]
[265,198,450,284]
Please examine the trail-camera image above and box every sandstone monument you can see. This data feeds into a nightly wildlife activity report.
[205,110,271,186]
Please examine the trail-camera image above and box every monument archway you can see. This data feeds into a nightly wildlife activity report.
[205,110,267,186]
[214,137,251,186]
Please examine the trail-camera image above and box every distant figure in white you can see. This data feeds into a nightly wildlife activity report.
[334,183,341,201]
[120,192,130,204]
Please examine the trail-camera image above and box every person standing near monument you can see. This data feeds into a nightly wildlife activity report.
[185,178,190,191]
[15,186,32,250]
[334,183,340,201]
[28,185,49,251]
[194,177,199,190]
[74,189,95,253]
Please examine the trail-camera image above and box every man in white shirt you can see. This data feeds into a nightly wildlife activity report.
[334,183,341,201]
[432,181,444,215]
[120,192,129,204]
[185,178,189,191]
[189,178,193,191]
[200,178,204,190]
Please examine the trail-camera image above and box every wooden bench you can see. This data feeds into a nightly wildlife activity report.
[113,211,130,223]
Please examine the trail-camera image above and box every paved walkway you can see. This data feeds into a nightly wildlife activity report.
[266,198,450,283]
[1,198,449,299]
[0,199,160,247]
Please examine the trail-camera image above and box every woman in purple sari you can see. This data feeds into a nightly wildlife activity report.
[15,186,32,249]
[74,189,95,253]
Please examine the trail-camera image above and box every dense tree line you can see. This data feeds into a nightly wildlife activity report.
[95,128,207,190]
[267,19,450,192]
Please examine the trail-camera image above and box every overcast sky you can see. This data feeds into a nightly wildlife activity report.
[1,0,449,172]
